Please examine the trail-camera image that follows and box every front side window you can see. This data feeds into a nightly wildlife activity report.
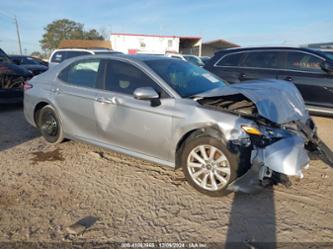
[105,60,165,96]
[59,59,101,88]
[241,51,280,69]
[146,59,226,98]
[22,57,39,65]
[286,52,323,72]
[216,53,243,67]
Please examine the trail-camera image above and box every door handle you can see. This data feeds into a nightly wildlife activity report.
[239,73,246,80]
[51,88,61,94]
[96,97,112,104]
[284,76,293,81]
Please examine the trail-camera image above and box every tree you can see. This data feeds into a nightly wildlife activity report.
[83,29,104,40]
[40,19,104,53]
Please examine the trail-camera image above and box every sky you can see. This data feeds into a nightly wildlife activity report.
[0,0,332,54]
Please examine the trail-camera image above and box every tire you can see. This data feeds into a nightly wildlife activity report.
[37,105,64,144]
[180,135,248,197]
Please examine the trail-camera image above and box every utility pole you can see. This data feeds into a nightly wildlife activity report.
[0,11,23,55]
[14,15,23,55]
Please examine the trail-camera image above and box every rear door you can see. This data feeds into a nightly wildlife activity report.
[54,58,104,140]
[236,50,280,82]
[276,51,333,108]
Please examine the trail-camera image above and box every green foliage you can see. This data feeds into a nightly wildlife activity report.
[40,19,104,53]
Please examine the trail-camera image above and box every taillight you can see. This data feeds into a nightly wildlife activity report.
[23,81,33,90]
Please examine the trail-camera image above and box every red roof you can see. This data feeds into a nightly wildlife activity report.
[111,32,201,40]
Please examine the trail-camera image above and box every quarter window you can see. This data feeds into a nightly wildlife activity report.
[105,60,166,96]
[59,59,101,88]
[216,53,243,67]
[286,52,323,72]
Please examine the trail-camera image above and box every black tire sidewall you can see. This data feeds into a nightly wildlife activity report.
[38,105,63,144]
[180,136,240,197]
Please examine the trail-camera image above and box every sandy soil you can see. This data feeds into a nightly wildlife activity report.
[0,106,332,246]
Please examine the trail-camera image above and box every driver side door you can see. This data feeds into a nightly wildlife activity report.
[94,59,175,162]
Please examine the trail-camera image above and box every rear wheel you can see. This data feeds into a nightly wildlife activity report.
[37,105,64,144]
[181,136,243,197]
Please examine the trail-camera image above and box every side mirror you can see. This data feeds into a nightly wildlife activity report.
[133,87,161,107]
[320,61,333,74]
[133,87,159,101]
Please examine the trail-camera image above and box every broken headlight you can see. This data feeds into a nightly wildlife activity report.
[242,125,288,147]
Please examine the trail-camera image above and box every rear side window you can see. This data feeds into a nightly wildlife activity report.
[59,59,101,88]
[105,60,165,96]
[286,52,323,72]
[241,51,280,69]
[216,53,243,67]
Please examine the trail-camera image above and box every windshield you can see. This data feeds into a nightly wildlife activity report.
[145,59,226,97]
[322,51,333,60]
[0,49,11,63]
[22,57,40,65]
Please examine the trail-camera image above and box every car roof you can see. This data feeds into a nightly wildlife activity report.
[214,46,333,61]
[113,54,173,62]
[63,54,179,65]
[216,46,324,55]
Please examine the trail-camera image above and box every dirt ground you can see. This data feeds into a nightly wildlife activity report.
[0,105,332,246]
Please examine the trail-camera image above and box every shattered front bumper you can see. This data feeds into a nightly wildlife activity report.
[227,117,333,194]
[228,134,310,193]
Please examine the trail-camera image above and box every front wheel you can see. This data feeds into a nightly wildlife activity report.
[180,136,242,197]
[37,105,64,144]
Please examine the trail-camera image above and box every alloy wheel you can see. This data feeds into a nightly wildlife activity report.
[187,144,231,191]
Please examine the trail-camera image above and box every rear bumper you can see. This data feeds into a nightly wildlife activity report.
[0,88,23,104]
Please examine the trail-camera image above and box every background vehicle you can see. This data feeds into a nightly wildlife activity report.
[319,49,333,60]
[183,54,205,67]
[205,47,333,116]
[10,55,48,76]
[0,49,32,104]
[165,52,186,61]
[48,48,123,66]
[24,55,332,196]
[200,56,211,65]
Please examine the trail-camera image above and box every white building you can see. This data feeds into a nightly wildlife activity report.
[110,33,202,55]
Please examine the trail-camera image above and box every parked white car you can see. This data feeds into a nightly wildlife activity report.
[48,48,123,67]
[165,52,186,61]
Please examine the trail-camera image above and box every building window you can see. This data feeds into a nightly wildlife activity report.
[168,40,173,48]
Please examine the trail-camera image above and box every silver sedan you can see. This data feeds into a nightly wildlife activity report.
[23,55,331,196]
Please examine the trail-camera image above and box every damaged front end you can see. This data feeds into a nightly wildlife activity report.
[195,80,333,193]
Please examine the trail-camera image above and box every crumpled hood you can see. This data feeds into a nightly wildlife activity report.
[195,79,309,124]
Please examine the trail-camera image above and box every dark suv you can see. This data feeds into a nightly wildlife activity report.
[205,47,333,115]
[0,48,32,104]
